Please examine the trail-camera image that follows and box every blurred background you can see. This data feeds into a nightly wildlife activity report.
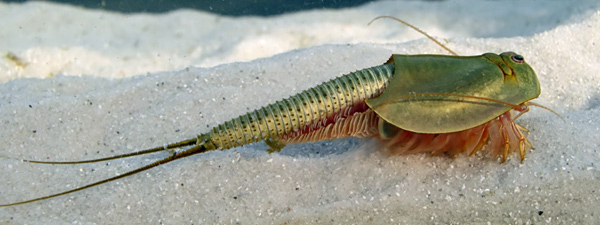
[1,0,383,15]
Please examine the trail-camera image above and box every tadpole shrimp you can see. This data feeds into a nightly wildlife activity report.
[0,16,561,207]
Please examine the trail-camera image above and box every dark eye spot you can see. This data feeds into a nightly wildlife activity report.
[511,54,525,63]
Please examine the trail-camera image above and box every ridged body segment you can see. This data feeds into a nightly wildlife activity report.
[209,64,395,150]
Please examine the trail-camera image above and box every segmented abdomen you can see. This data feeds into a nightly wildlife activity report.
[208,63,395,149]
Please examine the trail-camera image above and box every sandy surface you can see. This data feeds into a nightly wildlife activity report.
[1,1,599,224]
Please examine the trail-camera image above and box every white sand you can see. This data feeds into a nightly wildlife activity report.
[1,1,599,224]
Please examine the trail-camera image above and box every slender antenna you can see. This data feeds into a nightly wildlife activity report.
[376,93,566,124]
[371,92,522,110]
[368,16,458,56]
[20,138,197,164]
[525,102,566,122]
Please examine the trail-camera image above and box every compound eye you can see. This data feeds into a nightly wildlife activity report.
[511,54,525,63]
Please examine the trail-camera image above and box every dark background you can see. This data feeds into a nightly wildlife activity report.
[1,0,378,16]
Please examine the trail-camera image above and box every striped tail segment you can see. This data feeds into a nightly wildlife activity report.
[206,63,395,150]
